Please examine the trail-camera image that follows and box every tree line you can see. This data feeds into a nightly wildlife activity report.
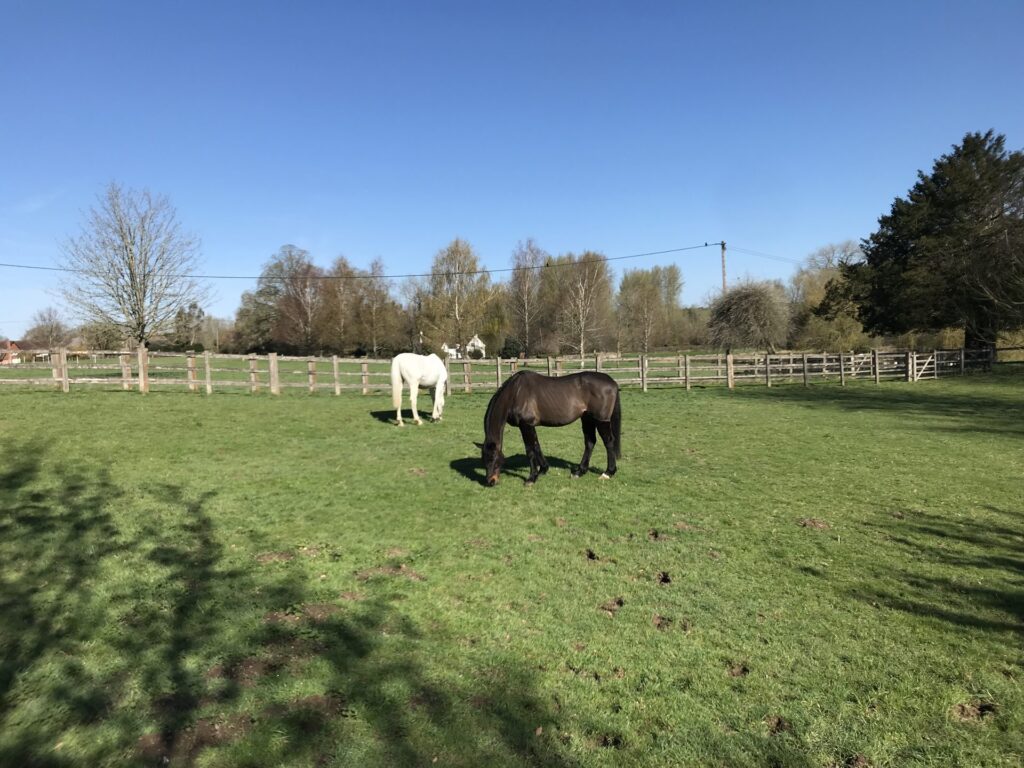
[10,131,1022,356]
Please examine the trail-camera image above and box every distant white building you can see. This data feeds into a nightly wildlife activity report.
[466,334,486,359]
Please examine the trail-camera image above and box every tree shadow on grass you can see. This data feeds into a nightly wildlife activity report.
[730,378,1024,439]
[849,505,1023,635]
[0,439,582,768]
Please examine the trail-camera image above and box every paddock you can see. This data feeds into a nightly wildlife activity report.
[1,374,1021,767]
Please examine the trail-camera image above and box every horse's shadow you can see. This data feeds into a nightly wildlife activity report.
[450,454,576,486]
[370,410,440,425]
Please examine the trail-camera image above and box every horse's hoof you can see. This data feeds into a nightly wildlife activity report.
[525,480,535,487]
[599,473,611,480]
[396,422,404,427]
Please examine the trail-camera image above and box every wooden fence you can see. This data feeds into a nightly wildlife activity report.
[0,347,1000,395]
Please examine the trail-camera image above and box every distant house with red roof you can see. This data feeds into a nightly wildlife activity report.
[0,339,22,365]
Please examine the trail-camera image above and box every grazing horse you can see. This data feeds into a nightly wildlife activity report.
[391,353,448,426]
[480,370,621,486]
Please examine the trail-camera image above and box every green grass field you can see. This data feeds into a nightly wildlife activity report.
[1,373,1021,767]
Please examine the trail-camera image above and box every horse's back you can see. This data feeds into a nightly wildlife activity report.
[393,352,445,387]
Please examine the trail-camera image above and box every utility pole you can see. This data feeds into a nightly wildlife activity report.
[720,241,727,293]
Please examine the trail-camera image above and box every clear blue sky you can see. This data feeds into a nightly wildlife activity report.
[2,1,1022,339]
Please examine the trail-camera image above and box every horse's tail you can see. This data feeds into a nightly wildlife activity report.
[611,387,622,458]
[391,356,403,409]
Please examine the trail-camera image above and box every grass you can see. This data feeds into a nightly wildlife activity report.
[0,373,1021,767]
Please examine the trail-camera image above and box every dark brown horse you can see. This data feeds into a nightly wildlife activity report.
[480,370,621,486]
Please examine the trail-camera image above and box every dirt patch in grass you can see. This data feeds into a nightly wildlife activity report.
[728,662,749,677]
[527,534,544,542]
[707,549,722,560]
[263,611,303,626]
[600,597,624,617]
[409,467,427,476]
[765,715,793,735]
[673,521,702,531]
[555,517,568,527]
[255,551,294,564]
[652,614,672,630]
[385,547,409,558]
[298,545,323,558]
[951,700,997,722]
[302,603,341,622]
[829,756,872,768]
[798,518,830,530]
[595,733,624,749]
[356,564,425,582]
[206,657,285,687]
[647,529,674,542]
[466,537,490,548]
[137,713,252,764]
[339,591,365,602]
[585,548,599,561]
[656,571,671,584]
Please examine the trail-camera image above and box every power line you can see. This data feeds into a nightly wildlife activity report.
[0,242,725,282]
[728,245,803,266]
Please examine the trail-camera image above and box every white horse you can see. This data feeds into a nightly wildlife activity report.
[391,353,448,426]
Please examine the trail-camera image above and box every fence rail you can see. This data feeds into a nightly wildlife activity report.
[0,346,1001,395]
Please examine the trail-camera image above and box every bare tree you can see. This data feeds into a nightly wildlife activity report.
[322,256,358,351]
[707,280,790,353]
[59,182,207,345]
[355,258,395,357]
[560,252,613,357]
[507,239,547,355]
[21,307,71,349]
[416,239,493,351]
[263,245,324,353]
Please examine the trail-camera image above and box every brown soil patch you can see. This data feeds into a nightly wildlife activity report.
[728,662,749,677]
[356,564,425,582]
[408,690,444,711]
[555,517,568,527]
[657,571,671,584]
[652,614,672,630]
[572,642,587,652]
[798,518,830,530]
[469,694,490,710]
[647,529,673,541]
[951,700,996,722]
[596,733,624,748]
[298,545,323,558]
[600,597,624,617]
[409,467,427,476]
[255,551,294,564]
[339,591,365,602]
[206,657,284,687]
[467,537,491,548]
[765,715,793,735]
[302,603,340,622]
[673,521,700,531]
[527,534,543,542]
[707,549,722,560]
[385,547,409,558]
[136,713,252,764]
[263,611,302,625]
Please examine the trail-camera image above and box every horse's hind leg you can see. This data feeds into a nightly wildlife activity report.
[409,380,423,425]
[573,416,597,478]
[596,421,617,478]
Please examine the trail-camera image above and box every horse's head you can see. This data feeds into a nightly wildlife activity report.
[480,440,504,486]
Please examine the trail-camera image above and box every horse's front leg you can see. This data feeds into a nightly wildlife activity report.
[573,416,597,478]
[519,424,542,485]
[596,421,617,479]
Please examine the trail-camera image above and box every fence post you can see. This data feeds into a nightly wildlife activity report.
[60,347,70,393]
[839,351,846,387]
[872,350,880,384]
[335,356,343,396]
[444,356,451,396]
[933,349,939,379]
[361,361,369,395]
[51,349,61,386]
[765,352,772,388]
[684,354,691,391]
[802,353,809,387]
[496,356,502,389]
[463,360,471,393]
[137,345,149,393]
[249,354,259,394]
[726,353,735,389]
[639,355,648,392]
[556,358,564,377]
[120,352,132,390]
[905,351,913,382]
[307,358,317,394]
[269,352,280,395]
[959,347,965,376]
[187,352,197,393]
[546,356,553,377]
[595,353,602,372]
[204,351,212,395]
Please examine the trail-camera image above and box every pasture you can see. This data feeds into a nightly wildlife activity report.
[1,374,1021,767]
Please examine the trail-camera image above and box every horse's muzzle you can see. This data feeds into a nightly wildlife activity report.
[486,474,499,487]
